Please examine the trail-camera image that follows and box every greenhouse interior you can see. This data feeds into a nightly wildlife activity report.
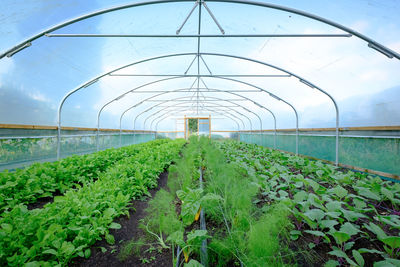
[0,0,399,266]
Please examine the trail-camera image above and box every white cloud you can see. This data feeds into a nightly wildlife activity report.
[27,91,51,103]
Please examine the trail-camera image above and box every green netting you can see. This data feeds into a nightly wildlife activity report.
[240,133,400,176]
[0,128,154,171]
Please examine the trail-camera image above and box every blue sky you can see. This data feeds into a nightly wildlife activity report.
[0,0,399,131]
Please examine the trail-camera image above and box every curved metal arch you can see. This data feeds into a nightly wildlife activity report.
[143,96,260,144]
[152,107,242,133]
[56,52,339,159]
[138,96,256,131]
[147,101,249,131]
[55,52,323,159]
[106,85,276,146]
[2,0,398,59]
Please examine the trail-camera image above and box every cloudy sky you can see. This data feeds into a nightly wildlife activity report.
[0,0,399,132]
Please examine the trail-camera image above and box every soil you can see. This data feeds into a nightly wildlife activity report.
[70,170,172,267]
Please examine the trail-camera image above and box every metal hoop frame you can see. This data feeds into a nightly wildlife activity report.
[3,0,394,164]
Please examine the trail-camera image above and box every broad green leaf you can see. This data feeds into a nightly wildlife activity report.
[358,248,384,254]
[328,249,348,258]
[381,187,394,201]
[1,223,12,233]
[373,259,400,267]
[293,191,308,203]
[364,222,387,240]
[357,188,381,201]
[353,198,367,210]
[42,249,58,256]
[304,230,326,237]
[324,260,339,267]
[326,211,341,219]
[184,259,203,267]
[105,233,115,245]
[342,210,367,222]
[381,236,400,249]
[352,250,365,267]
[109,222,121,229]
[304,209,325,222]
[330,231,351,244]
[305,179,320,192]
[329,186,348,199]
[326,201,343,212]
[344,241,355,251]
[167,231,185,247]
[290,230,302,241]
[320,219,339,229]
[340,222,360,237]
[84,248,91,258]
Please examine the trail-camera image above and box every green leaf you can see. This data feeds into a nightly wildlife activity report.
[357,188,381,201]
[306,179,320,192]
[60,241,75,257]
[330,231,351,244]
[326,211,341,219]
[353,198,367,210]
[105,233,115,245]
[352,250,365,267]
[184,259,204,267]
[358,248,384,255]
[99,247,107,253]
[1,223,13,233]
[304,230,326,237]
[42,249,58,256]
[290,230,302,241]
[109,222,121,229]
[324,260,339,267]
[167,231,185,247]
[304,209,325,222]
[328,249,348,258]
[25,262,41,267]
[329,186,348,199]
[84,248,91,258]
[364,222,387,240]
[320,219,339,229]
[308,243,316,249]
[293,191,308,203]
[340,222,360,237]
[381,236,400,249]
[326,201,343,212]
[187,230,209,244]
[373,259,400,267]
[381,187,394,201]
[342,210,367,222]
[344,241,355,251]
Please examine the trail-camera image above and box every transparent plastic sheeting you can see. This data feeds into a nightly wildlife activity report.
[0,129,154,171]
[0,0,399,132]
[239,131,400,176]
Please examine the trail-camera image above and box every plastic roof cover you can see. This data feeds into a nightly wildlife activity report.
[0,0,399,132]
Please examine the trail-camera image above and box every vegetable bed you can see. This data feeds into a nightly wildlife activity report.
[0,139,185,266]
[1,137,399,266]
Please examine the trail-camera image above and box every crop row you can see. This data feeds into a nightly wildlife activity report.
[0,139,170,212]
[217,140,400,266]
[0,139,184,266]
[134,137,296,266]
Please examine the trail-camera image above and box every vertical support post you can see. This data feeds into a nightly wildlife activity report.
[57,125,61,160]
[184,115,187,139]
[197,118,200,136]
[208,115,211,139]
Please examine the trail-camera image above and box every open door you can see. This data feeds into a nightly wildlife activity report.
[184,116,211,139]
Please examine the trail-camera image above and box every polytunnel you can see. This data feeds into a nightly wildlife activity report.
[0,0,400,266]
